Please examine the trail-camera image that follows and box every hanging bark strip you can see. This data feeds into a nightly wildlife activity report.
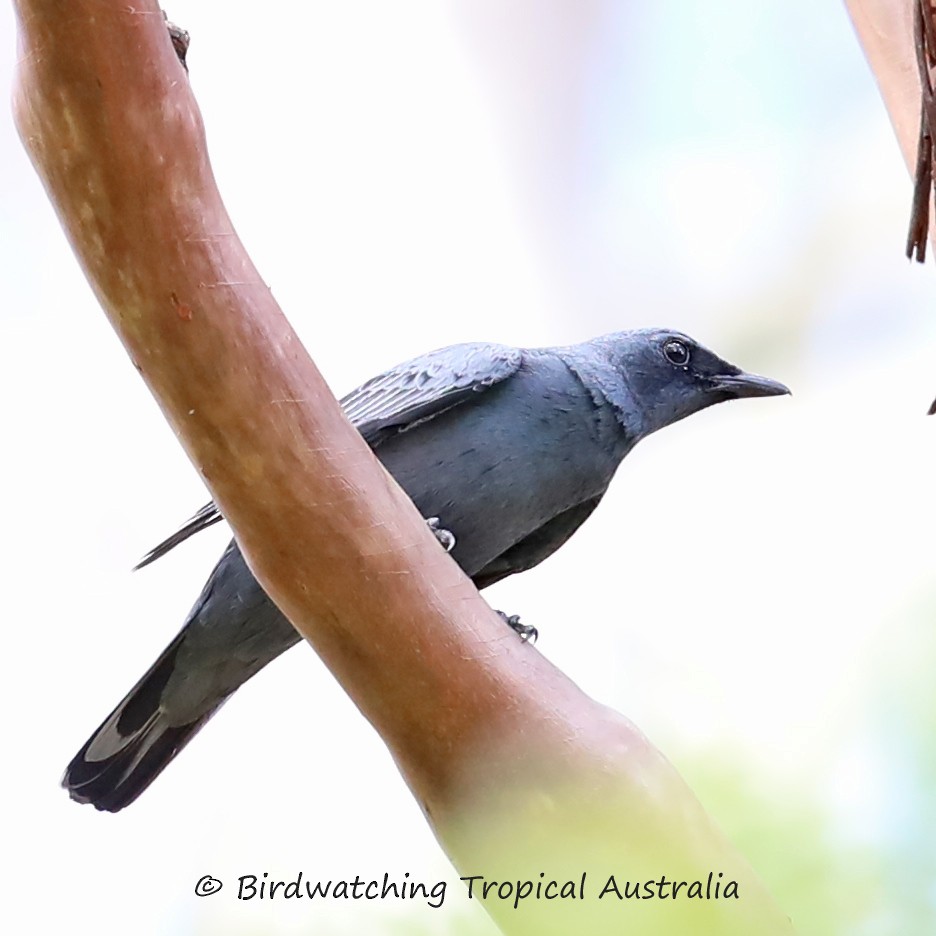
[907,0,936,261]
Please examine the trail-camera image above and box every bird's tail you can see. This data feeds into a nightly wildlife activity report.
[62,632,226,812]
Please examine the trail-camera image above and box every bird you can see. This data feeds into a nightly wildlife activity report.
[63,328,788,811]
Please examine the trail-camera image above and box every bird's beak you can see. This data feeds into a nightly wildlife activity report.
[712,371,791,399]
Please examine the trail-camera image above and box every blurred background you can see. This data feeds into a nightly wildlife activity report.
[2,1,934,933]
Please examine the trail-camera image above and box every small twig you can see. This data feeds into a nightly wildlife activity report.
[907,0,936,261]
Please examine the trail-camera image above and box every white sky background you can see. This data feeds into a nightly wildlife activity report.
[1,2,935,934]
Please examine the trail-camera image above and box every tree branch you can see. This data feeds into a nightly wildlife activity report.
[846,0,936,261]
[12,2,795,932]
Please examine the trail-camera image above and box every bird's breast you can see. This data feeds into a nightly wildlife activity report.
[373,361,626,578]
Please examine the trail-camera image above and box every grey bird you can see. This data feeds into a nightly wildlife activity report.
[63,328,788,811]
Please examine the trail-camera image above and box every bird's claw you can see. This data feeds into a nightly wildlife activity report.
[426,517,456,553]
[497,611,538,644]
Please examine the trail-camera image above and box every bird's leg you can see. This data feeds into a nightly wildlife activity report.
[424,520,534,642]
[425,517,456,553]
[496,610,538,644]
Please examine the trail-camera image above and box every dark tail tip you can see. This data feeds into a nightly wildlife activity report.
[62,633,221,812]
[63,715,213,812]
[64,721,202,812]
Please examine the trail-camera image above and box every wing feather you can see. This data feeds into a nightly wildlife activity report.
[341,342,521,441]
[133,501,223,570]
[134,342,523,568]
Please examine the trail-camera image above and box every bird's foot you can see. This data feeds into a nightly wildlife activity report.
[426,517,456,553]
[497,611,538,644]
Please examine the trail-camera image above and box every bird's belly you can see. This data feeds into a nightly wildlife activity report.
[375,403,617,578]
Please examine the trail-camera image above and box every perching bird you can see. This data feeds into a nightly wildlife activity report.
[63,328,788,811]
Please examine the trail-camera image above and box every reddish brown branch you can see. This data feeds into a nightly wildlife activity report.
[846,0,936,261]
[848,0,936,414]
[12,2,794,932]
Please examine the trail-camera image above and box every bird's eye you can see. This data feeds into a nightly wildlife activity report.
[663,339,690,367]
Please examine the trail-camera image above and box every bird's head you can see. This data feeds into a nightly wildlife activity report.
[595,328,790,438]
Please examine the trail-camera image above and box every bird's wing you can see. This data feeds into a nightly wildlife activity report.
[134,342,523,568]
[133,501,223,570]
[340,342,523,445]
